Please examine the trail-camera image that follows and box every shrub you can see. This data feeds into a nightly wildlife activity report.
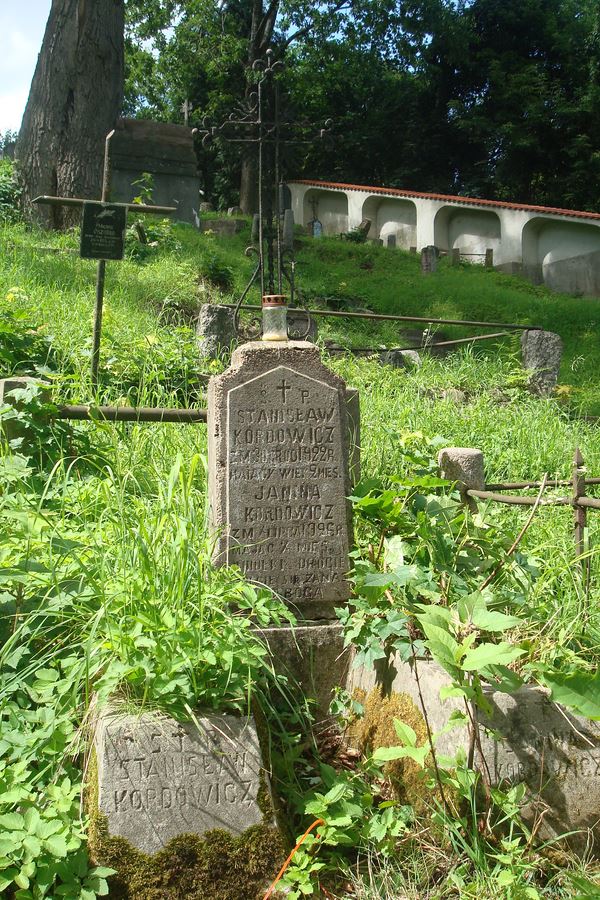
[0,159,21,223]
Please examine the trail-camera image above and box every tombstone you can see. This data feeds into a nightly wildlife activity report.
[386,234,397,249]
[208,341,353,622]
[485,247,494,268]
[521,330,563,396]
[348,659,600,853]
[196,305,236,360]
[279,183,292,211]
[452,247,461,266]
[200,218,245,237]
[108,119,200,226]
[199,201,215,213]
[282,208,295,251]
[227,206,243,216]
[421,245,439,274]
[90,705,284,896]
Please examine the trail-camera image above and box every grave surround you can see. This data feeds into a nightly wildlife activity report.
[94,706,267,855]
[208,341,353,620]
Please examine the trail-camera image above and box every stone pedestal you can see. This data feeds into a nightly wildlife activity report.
[208,341,353,620]
[258,623,350,721]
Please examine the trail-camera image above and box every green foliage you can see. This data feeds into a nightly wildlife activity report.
[0,302,59,376]
[199,251,235,291]
[0,159,20,223]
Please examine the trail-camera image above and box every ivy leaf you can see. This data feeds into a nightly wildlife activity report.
[462,642,525,671]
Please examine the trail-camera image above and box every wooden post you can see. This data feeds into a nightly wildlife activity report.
[573,448,588,577]
[452,247,460,266]
[485,248,494,268]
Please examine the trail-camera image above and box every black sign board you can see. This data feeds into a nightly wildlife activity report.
[80,203,127,261]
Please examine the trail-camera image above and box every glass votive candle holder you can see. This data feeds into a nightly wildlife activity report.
[261,294,288,341]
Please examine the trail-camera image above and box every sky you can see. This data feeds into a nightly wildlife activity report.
[0,1,52,134]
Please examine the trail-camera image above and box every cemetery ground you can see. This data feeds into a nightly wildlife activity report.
[3,210,600,898]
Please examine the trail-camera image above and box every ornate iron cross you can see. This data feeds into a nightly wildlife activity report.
[195,50,331,338]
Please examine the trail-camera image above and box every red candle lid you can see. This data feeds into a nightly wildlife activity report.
[262,294,287,307]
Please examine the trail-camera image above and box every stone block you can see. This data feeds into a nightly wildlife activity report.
[438,447,485,492]
[208,341,353,620]
[94,706,269,855]
[257,623,350,721]
[348,658,600,852]
[521,329,563,396]
[196,304,236,360]
[200,217,245,237]
[378,349,421,369]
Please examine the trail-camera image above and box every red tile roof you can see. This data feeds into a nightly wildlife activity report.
[288,179,600,222]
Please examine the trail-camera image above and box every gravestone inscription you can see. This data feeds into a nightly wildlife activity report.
[208,342,352,619]
[80,203,127,261]
[95,707,267,855]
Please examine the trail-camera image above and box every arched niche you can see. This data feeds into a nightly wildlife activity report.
[361,196,417,247]
[302,188,348,235]
[522,217,600,295]
[434,206,501,259]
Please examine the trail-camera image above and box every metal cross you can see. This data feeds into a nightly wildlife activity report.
[33,130,175,388]
[195,50,332,338]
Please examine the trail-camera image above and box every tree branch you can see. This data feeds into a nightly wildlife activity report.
[281,0,353,49]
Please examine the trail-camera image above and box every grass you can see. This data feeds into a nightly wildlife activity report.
[2,215,600,897]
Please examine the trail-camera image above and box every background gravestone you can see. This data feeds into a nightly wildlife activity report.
[521,329,563,396]
[94,707,270,855]
[208,341,353,621]
[109,118,200,226]
[349,659,600,851]
[196,304,236,360]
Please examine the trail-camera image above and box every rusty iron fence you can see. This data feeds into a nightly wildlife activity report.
[464,448,599,582]
[223,302,541,355]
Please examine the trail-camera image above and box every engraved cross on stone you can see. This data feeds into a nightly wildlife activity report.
[276,379,291,403]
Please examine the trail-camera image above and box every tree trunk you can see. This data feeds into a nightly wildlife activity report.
[240,150,259,214]
[16,0,124,229]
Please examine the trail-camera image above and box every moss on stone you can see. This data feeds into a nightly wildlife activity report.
[348,686,432,812]
[86,750,286,900]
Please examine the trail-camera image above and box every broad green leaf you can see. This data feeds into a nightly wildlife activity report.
[323,782,348,805]
[384,535,405,571]
[471,609,522,632]
[393,719,417,747]
[540,670,600,720]
[462,642,525,671]
[44,834,68,857]
[0,813,24,830]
